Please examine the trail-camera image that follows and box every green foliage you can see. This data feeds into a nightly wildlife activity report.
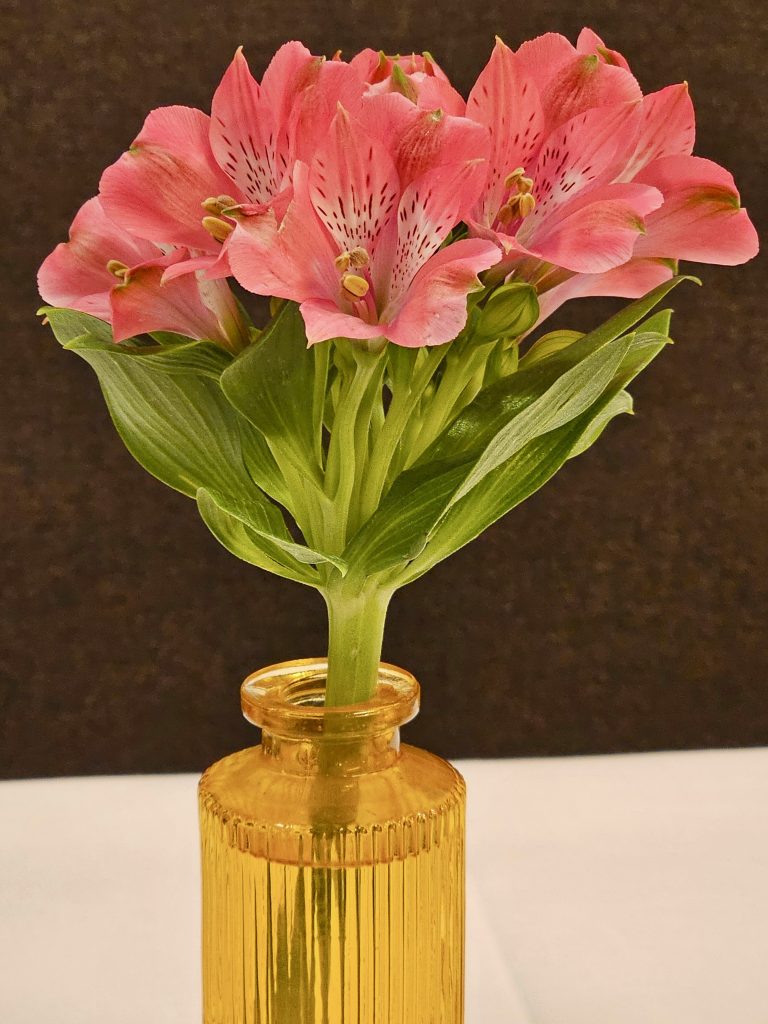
[43,277,688,704]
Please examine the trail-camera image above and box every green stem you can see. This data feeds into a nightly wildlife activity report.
[403,345,491,468]
[323,582,392,706]
[358,345,447,522]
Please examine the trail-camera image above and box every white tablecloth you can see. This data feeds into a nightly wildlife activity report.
[1,749,767,1023]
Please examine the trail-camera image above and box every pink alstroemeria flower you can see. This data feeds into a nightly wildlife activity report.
[466,32,757,310]
[466,37,662,278]
[99,42,362,281]
[349,48,466,115]
[226,100,500,348]
[37,197,247,350]
[523,52,758,317]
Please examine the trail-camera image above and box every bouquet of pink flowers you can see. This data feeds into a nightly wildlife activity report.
[39,31,757,705]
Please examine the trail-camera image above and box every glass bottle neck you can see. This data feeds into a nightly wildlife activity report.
[260,723,402,776]
[241,659,419,778]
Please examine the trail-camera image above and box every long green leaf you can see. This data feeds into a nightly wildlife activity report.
[196,490,321,587]
[450,331,633,504]
[398,330,672,584]
[221,302,322,483]
[202,487,347,575]
[343,328,671,580]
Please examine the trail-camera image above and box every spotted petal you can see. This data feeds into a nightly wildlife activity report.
[381,238,501,348]
[308,107,399,255]
[523,182,664,274]
[467,38,546,226]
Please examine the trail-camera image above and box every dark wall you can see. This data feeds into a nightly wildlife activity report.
[2,0,766,778]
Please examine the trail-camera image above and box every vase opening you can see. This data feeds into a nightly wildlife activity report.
[240,658,420,775]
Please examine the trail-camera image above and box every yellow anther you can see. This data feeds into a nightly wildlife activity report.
[201,195,238,216]
[336,247,370,272]
[106,259,129,279]
[202,216,234,242]
[503,167,525,189]
[348,246,370,269]
[497,199,519,226]
[518,193,536,217]
[518,176,534,194]
[341,273,370,298]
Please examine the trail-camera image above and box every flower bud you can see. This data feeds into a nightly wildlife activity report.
[474,282,539,342]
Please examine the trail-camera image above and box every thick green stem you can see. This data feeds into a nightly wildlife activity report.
[323,583,392,706]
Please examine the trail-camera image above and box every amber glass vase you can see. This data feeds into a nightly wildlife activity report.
[198,658,466,1024]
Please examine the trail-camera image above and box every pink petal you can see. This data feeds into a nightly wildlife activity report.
[349,48,382,82]
[383,238,501,348]
[260,41,316,123]
[515,32,576,88]
[525,103,643,229]
[633,155,759,265]
[467,38,546,225]
[619,84,696,181]
[100,106,237,251]
[379,161,487,307]
[536,257,675,321]
[209,49,280,205]
[576,28,631,71]
[160,253,222,282]
[308,107,399,254]
[299,300,388,345]
[360,92,490,195]
[229,163,339,300]
[289,59,366,161]
[517,33,641,128]
[526,182,663,274]
[110,253,227,343]
[38,196,157,311]
[410,71,466,116]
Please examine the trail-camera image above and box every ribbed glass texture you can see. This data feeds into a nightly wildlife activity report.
[199,659,466,1024]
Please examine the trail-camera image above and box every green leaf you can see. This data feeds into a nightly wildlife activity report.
[568,390,633,459]
[343,324,672,581]
[196,490,321,587]
[64,332,274,502]
[399,409,603,585]
[398,329,673,584]
[40,306,113,346]
[221,302,322,483]
[202,487,348,575]
[450,331,633,505]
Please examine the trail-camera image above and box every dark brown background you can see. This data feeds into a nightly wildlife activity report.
[1,0,766,778]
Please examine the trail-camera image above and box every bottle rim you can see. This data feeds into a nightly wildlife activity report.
[241,658,420,737]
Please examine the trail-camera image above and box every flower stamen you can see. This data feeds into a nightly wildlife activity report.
[202,216,235,242]
[201,195,238,216]
[341,273,370,298]
[497,169,536,226]
[106,259,129,280]
[335,246,370,271]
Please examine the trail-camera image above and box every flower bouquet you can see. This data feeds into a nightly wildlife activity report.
[39,29,756,1024]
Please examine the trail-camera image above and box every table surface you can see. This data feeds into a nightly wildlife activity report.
[2,748,767,1024]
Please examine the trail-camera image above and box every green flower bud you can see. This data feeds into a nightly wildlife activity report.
[474,282,539,342]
